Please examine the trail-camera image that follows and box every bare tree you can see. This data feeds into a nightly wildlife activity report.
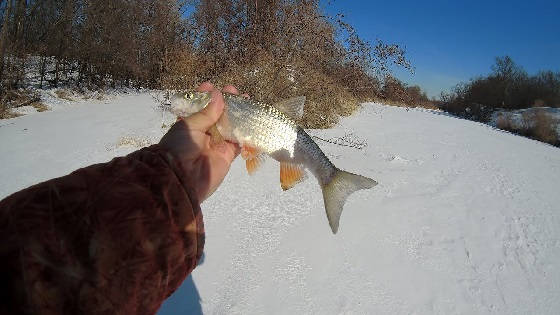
[0,0,13,87]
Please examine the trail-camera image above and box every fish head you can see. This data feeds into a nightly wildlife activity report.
[170,91,212,117]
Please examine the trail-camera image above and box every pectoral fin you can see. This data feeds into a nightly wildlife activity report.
[246,155,266,175]
[242,145,266,175]
[241,145,258,160]
[208,125,224,145]
[280,162,306,190]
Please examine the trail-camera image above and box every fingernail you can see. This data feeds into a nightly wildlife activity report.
[198,82,214,92]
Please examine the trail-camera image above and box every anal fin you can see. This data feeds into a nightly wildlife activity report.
[280,162,306,191]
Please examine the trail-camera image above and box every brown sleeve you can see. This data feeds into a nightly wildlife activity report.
[0,145,205,315]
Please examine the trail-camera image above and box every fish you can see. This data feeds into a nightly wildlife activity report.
[171,91,377,233]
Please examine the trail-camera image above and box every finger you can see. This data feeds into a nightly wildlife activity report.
[197,82,214,92]
[223,85,239,95]
[211,141,240,167]
[185,88,224,131]
[241,93,250,99]
[228,141,241,159]
[223,142,240,164]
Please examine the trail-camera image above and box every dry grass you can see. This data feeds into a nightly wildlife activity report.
[496,113,516,131]
[1,89,40,119]
[379,98,439,110]
[55,89,74,101]
[116,136,154,148]
[496,110,559,146]
[0,107,21,119]
[31,101,49,112]
[532,110,558,145]
[83,92,106,101]
[521,110,536,129]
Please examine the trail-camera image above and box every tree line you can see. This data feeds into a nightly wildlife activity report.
[0,0,186,90]
[0,0,427,127]
[441,56,560,122]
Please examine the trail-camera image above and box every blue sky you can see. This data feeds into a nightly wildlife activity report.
[321,0,560,98]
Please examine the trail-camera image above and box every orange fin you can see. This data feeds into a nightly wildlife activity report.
[208,125,224,145]
[241,145,258,160]
[280,162,306,191]
[242,145,266,175]
[246,155,266,175]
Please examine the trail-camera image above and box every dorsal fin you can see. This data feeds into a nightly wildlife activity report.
[273,96,306,120]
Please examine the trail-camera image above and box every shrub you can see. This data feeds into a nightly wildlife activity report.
[531,110,558,145]
[496,113,516,131]
[521,110,536,131]
[163,1,413,128]
[381,76,435,109]
[55,89,74,101]
[495,109,559,146]
[31,101,49,112]
[0,102,15,119]
[0,89,40,118]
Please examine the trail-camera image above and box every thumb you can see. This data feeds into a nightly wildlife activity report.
[184,89,224,131]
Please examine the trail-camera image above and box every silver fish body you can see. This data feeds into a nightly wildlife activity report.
[171,91,377,233]
[218,94,336,186]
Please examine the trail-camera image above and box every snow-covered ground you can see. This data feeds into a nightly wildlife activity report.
[1,93,560,314]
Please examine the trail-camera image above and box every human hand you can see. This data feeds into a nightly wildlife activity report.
[159,82,241,202]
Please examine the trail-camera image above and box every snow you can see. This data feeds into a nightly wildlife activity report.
[2,92,560,314]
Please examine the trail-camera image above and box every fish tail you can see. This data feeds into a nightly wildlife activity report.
[321,169,377,234]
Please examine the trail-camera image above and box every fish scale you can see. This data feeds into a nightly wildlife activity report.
[222,94,298,156]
